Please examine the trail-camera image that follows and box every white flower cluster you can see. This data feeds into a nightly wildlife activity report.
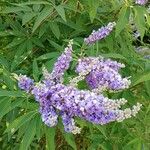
[102,98,128,110]
[116,103,142,122]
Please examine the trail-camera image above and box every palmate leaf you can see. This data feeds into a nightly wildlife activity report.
[4,110,37,134]
[22,12,36,25]
[32,6,53,33]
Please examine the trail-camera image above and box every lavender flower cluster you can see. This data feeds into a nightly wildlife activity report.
[84,22,116,45]
[76,57,131,92]
[135,0,148,5]
[17,25,142,134]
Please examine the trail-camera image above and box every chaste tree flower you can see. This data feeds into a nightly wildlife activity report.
[76,57,131,92]
[17,34,142,134]
[84,22,116,45]
[17,75,34,93]
[135,0,148,5]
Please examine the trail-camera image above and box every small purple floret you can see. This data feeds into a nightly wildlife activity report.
[18,75,33,92]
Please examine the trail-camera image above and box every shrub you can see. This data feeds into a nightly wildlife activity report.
[0,0,150,149]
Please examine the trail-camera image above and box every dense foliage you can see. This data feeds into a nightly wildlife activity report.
[0,0,150,150]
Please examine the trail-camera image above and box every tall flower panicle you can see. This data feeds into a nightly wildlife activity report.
[135,0,148,5]
[50,40,73,82]
[32,83,58,127]
[49,84,141,126]
[17,41,141,134]
[84,22,116,45]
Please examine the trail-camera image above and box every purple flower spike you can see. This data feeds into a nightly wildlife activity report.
[84,22,116,45]
[76,57,130,91]
[18,75,34,92]
[50,40,73,82]
[135,0,148,5]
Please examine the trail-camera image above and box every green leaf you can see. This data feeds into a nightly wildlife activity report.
[94,125,107,138]
[133,6,146,40]
[0,31,16,37]
[11,42,27,71]
[33,59,39,81]
[0,91,26,97]
[22,12,36,25]
[4,111,37,134]
[0,56,9,69]
[0,98,25,119]
[45,58,57,72]
[126,138,139,146]
[21,101,38,110]
[64,133,77,150]
[38,23,48,38]
[32,37,44,48]
[2,68,15,90]
[55,5,66,22]
[100,53,127,60]
[36,115,43,141]
[20,119,37,150]
[37,52,60,61]
[115,6,130,37]
[45,127,56,150]
[5,38,26,49]
[0,98,11,120]
[1,6,32,13]
[87,0,98,23]
[56,18,85,32]
[146,13,150,26]
[11,1,51,6]
[49,22,60,39]
[32,6,53,33]
[132,72,150,86]
[48,40,63,51]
